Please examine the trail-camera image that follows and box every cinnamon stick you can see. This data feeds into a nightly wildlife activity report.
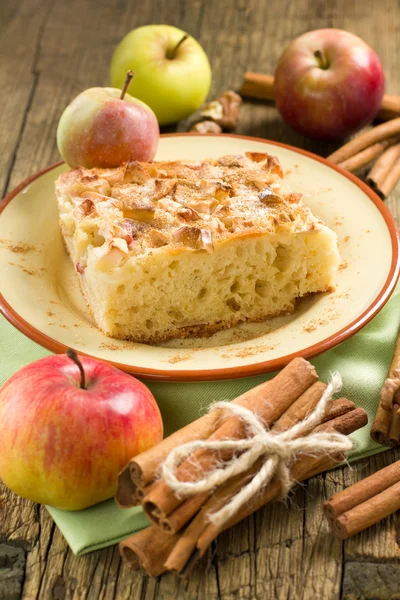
[327,118,400,164]
[115,467,138,508]
[377,94,400,121]
[326,478,400,540]
[371,330,400,447]
[376,156,400,198]
[387,402,400,446]
[371,396,400,448]
[119,525,179,577]
[337,139,393,173]
[370,403,392,445]
[142,358,317,526]
[323,398,357,422]
[314,407,367,435]
[324,460,400,520]
[240,72,275,101]
[366,142,400,198]
[272,381,326,432]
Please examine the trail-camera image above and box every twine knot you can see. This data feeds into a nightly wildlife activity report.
[161,372,353,529]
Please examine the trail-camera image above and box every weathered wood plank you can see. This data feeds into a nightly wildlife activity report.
[0,0,52,197]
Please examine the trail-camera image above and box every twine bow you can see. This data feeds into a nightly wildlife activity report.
[161,373,353,530]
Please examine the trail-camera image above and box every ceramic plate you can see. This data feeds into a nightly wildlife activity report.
[1,134,399,381]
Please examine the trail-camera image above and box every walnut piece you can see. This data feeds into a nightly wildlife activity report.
[199,90,242,130]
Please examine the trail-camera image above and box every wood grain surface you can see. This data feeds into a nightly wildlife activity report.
[1,0,400,598]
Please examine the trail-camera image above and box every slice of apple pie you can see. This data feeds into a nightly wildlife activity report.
[55,152,340,343]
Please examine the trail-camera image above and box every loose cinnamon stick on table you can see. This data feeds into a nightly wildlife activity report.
[141,358,317,527]
[370,402,400,447]
[371,331,400,446]
[329,481,400,539]
[240,72,275,101]
[366,142,400,198]
[375,156,400,199]
[324,460,400,520]
[327,117,400,164]
[387,402,400,447]
[377,95,400,121]
[337,138,394,173]
[324,460,400,539]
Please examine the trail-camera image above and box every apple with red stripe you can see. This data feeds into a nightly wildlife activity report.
[0,350,163,510]
[57,71,159,169]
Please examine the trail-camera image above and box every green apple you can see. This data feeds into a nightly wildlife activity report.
[110,25,212,126]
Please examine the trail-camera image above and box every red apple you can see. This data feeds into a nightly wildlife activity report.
[0,350,163,510]
[57,72,160,168]
[274,29,385,140]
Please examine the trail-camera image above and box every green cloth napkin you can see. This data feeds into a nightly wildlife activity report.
[1,287,399,555]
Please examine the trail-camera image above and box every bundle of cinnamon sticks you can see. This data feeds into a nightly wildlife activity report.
[240,72,400,199]
[324,460,400,539]
[117,358,367,578]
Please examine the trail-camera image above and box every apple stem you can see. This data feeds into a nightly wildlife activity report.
[120,71,135,100]
[66,348,86,390]
[167,34,189,59]
[314,50,329,70]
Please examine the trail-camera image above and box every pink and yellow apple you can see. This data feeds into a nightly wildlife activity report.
[0,351,163,510]
[274,29,385,140]
[57,81,159,168]
[110,25,212,126]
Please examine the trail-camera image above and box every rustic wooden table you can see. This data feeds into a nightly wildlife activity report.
[1,0,400,598]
